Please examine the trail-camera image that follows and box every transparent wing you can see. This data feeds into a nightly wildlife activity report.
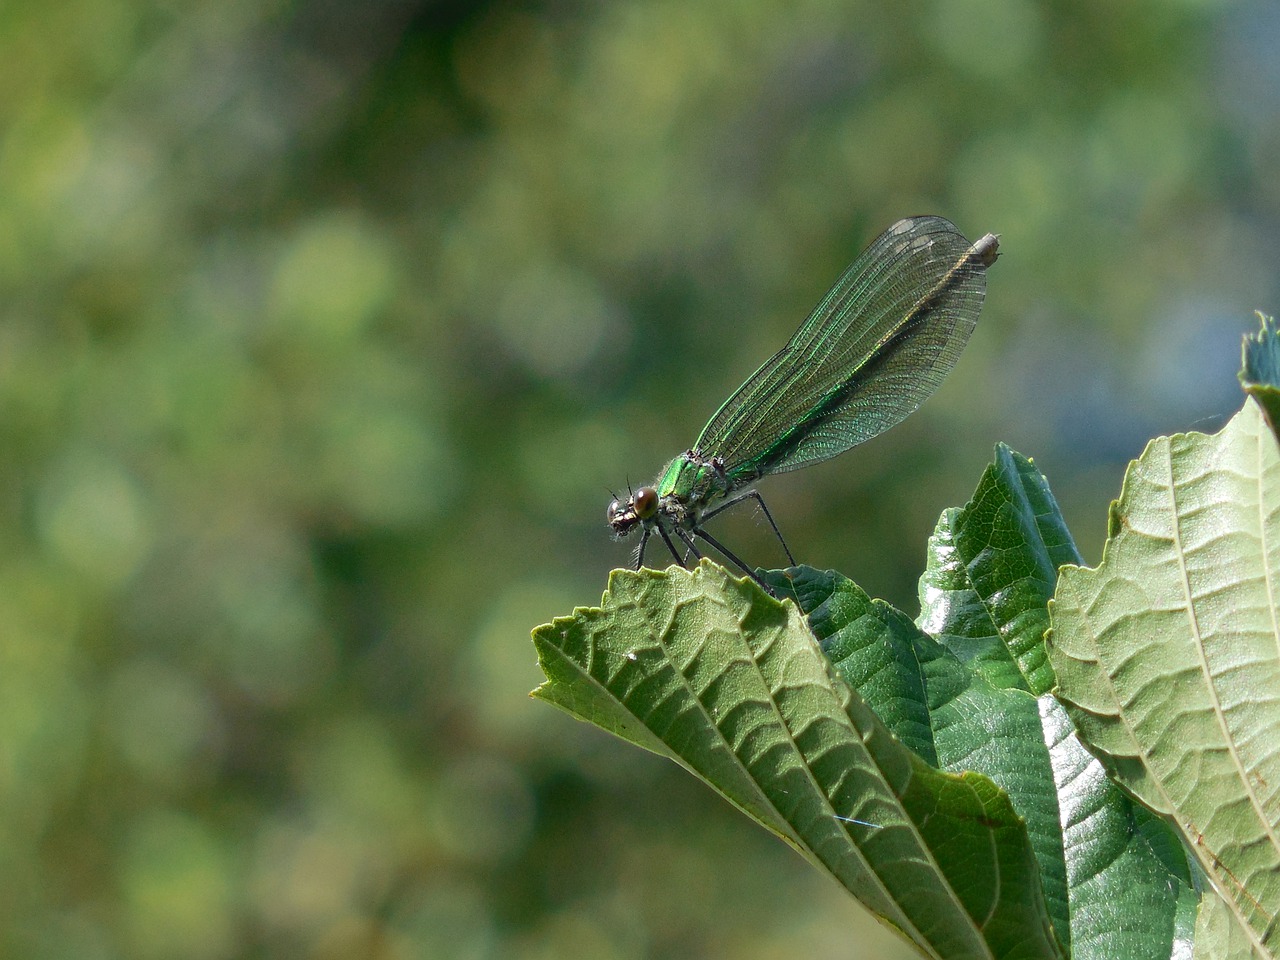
[694,216,997,480]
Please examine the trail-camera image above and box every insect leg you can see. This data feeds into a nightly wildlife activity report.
[672,528,702,564]
[691,528,778,598]
[657,526,688,567]
[633,528,651,570]
[699,490,796,566]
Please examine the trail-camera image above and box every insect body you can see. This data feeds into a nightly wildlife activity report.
[608,215,1000,592]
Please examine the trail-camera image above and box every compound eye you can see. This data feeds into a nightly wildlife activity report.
[633,487,658,519]
[606,499,624,524]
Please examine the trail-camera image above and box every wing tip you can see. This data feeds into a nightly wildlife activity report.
[972,232,1000,268]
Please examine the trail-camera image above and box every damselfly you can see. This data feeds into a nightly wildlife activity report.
[607,216,999,592]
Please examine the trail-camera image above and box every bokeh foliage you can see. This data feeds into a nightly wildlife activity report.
[2,0,1278,957]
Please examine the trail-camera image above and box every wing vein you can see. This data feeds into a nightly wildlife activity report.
[693,216,998,481]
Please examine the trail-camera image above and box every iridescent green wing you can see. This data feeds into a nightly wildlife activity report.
[694,216,997,482]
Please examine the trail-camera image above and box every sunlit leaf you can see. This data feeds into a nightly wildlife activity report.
[532,562,1062,960]
[775,446,1198,960]
[1050,401,1280,959]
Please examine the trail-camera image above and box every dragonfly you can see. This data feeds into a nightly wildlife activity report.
[607,215,999,594]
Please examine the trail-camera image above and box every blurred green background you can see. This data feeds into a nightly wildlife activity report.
[2,0,1276,957]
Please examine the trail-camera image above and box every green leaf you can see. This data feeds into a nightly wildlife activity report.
[919,444,1081,695]
[1050,401,1280,959]
[764,565,937,763]
[774,563,1075,948]
[772,446,1198,960]
[1196,887,1273,960]
[1240,312,1280,444]
[532,562,1063,960]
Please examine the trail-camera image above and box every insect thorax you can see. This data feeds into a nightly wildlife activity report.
[655,451,715,498]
